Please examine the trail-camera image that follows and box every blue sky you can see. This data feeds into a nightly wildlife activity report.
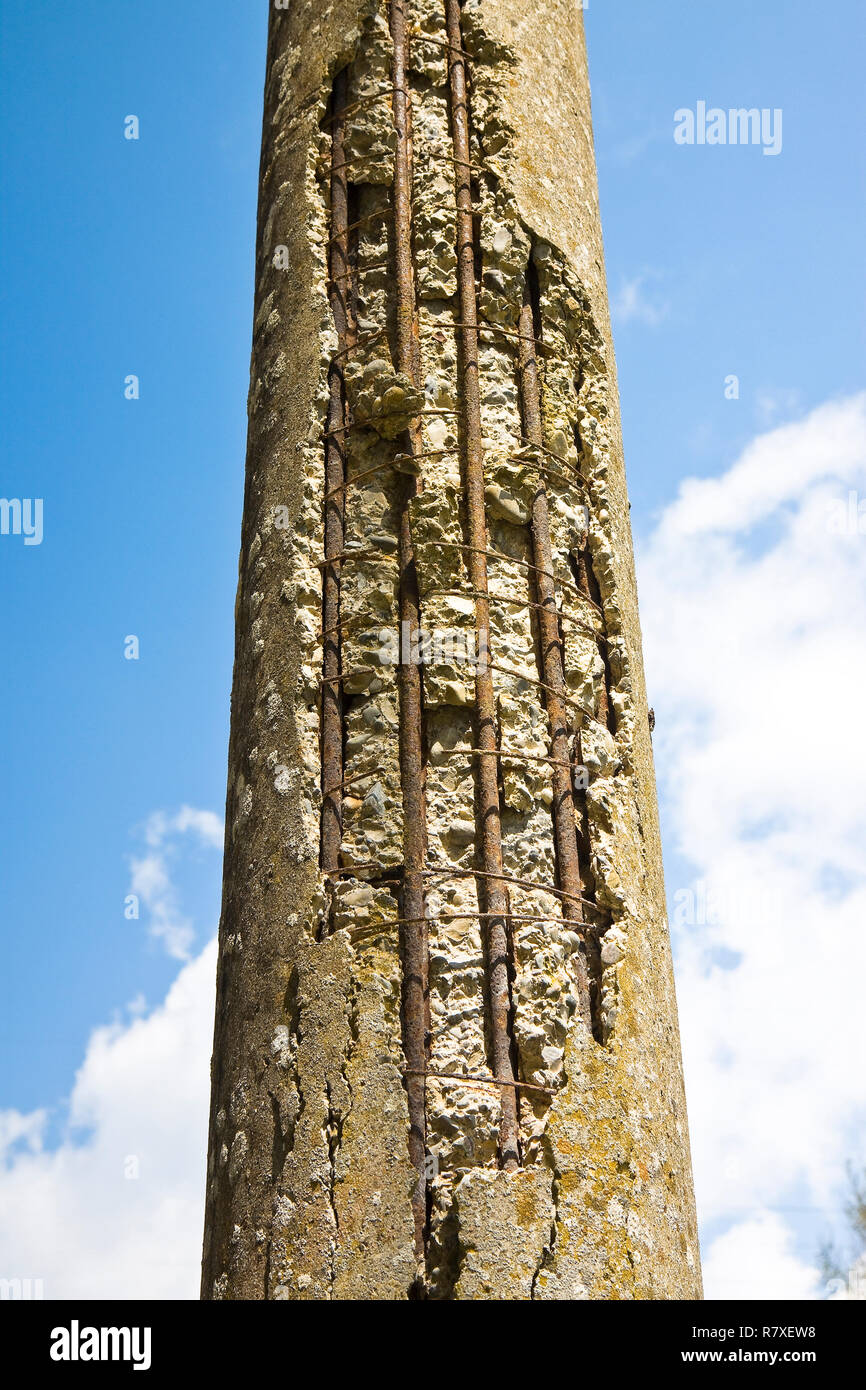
[0,0,263,1111]
[1,0,864,1297]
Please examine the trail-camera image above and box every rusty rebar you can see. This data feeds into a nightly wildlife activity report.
[445,0,520,1171]
[574,538,615,732]
[572,533,614,1037]
[390,0,430,1262]
[517,278,592,1029]
[320,69,356,879]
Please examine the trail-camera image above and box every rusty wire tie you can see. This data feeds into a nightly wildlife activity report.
[328,258,390,285]
[318,665,390,687]
[509,453,586,493]
[321,406,459,435]
[323,187,467,252]
[442,153,485,175]
[430,747,579,772]
[515,433,585,473]
[407,33,471,60]
[321,86,394,127]
[421,586,605,643]
[398,141,485,177]
[325,206,389,246]
[318,610,396,641]
[315,583,606,658]
[322,448,456,502]
[404,1068,556,1097]
[327,863,608,917]
[314,577,603,643]
[322,434,582,495]
[347,911,598,962]
[323,194,487,256]
[322,458,402,501]
[320,444,584,498]
[314,588,605,649]
[434,321,554,357]
[384,185,461,222]
[328,149,399,177]
[321,664,608,722]
[327,143,483,183]
[316,598,600,646]
[483,657,610,730]
[349,909,591,930]
[418,538,603,615]
[328,326,389,364]
[419,863,606,914]
[322,745,585,798]
[321,762,394,798]
[316,546,397,569]
[317,659,599,710]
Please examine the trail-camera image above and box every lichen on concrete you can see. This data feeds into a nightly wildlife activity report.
[201,0,701,1301]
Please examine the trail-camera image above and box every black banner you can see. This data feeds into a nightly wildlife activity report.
[2,1298,858,1375]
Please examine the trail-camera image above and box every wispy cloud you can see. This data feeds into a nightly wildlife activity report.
[611,272,669,327]
[754,386,802,427]
[130,806,223,959]
[0,1109,47,1162]
[607,124,664,166]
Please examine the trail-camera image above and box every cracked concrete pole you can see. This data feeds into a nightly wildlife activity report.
[201,0,702,1301]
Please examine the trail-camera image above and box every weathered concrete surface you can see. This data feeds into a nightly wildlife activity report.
[201,0,702,1300]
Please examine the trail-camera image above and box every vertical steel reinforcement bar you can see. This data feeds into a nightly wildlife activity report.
[389,0,430,1259]
[444,0,520,1170]
[321,70,355,877]
[575,539,613,733]
[517,280,592,1030]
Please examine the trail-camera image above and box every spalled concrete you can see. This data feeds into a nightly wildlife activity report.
[201,0,701,1301]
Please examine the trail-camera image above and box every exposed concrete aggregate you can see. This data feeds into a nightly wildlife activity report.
[201,0,701,1301]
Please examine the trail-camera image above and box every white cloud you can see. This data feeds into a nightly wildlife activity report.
[0,1109,46,1160]
[754,386,802,427]
[652,393,866,539]
[609,125,663,166]
[0,807,221,1298]
[639,392,866,1296]
[144,807,223,850]
[612,272,669,327]
[0,940,215,1299]
[131,805,223,959]
[702,1212,821,1300]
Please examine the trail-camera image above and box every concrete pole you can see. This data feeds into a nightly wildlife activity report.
[201,0,702,1301]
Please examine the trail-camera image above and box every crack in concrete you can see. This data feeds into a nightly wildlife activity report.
[200,0,702,1301]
